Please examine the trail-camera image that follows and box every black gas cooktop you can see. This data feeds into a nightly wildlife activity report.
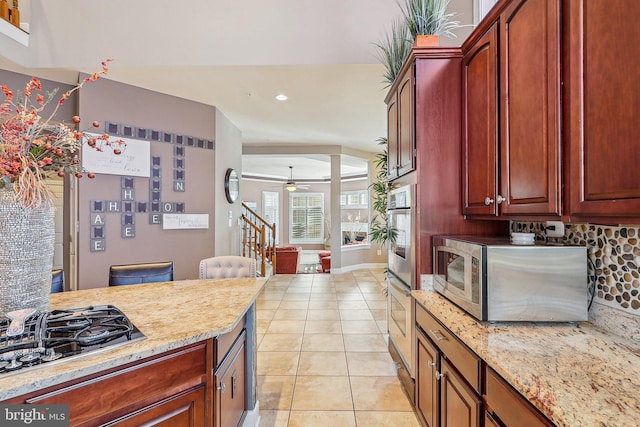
[0,305,146,376]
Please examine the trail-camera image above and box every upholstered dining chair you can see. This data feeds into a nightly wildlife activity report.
[51,269,65,293]
[108,261,174,286]
[199,256,256,279]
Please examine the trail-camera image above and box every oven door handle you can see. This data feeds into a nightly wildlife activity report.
[388,276,411,297]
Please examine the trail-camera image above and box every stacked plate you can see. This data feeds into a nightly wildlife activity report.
[511,232,535,245]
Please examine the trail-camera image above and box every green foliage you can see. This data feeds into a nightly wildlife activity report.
[398,0,461,40]
[369,137,397,247]
[373,17,412,87]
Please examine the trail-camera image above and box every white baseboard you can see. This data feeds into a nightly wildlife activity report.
[242,400,260,427]
[330,262,387,274]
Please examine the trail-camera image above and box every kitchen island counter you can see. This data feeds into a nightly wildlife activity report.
[413,289,640,427]
[0,277,267,401]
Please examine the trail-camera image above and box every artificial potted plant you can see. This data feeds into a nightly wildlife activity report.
[373,17,413,87]
[369,137,397,247]
[398,0,461,46]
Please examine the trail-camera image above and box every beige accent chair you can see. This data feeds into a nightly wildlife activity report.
[199,256,257,279]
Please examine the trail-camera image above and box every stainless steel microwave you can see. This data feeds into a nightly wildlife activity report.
[432,236,589,322]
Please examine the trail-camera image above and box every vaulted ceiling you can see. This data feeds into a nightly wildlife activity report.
[0,0,475,179]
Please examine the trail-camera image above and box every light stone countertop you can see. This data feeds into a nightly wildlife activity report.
[413,289,640,427]
[0,277,268,401]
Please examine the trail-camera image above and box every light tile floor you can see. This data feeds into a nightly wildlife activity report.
[256,269,420,427]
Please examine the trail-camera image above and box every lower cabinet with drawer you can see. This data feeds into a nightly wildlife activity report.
[415,301,482,427]
[415,300,556,427]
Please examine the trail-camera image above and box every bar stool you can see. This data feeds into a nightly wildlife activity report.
[199,256,256,279]
[108,261,174,286]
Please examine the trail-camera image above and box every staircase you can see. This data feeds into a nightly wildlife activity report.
[241,202,277,277]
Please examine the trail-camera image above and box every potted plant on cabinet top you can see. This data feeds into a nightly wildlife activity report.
[373,17,412,87]
[398,0,461,46]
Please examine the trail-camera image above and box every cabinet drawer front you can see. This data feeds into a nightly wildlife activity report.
[216,316,245,367]
[416,304,481,392]
[486,367,553,427]
[26,343,207,426]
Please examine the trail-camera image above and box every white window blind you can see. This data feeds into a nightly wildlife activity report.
[290,193,324,244]
[262,191,279,244]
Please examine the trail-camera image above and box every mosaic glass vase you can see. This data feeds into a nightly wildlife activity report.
[0,187,55,316]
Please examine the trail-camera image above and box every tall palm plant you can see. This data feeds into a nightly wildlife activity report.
[369,137,398,247]
[373,17,412,87]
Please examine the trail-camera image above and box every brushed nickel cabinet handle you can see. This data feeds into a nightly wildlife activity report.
[428,361,436,368]
[429,329,446,341]
[217,383,226,392]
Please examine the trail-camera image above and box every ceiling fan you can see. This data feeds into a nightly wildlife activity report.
[285,166,309,192]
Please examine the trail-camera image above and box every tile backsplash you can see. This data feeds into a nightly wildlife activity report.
[511,221,640,340]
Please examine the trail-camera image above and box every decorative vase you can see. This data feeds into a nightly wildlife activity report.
[415,34,439,47]
[0,187,55,316]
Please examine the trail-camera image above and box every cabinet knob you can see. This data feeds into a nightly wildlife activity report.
[217,383,226,392]
[484,197,494,205]
[428,361,436,368]
[436,371,444,380]
[496,194,506,204]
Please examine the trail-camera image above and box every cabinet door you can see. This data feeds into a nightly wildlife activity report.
[566,0,640,221]
[499,0,561,216]
[462,24,499,216]
[215,331,247,427]
[440,359,482,427]
[397,69,415,178]
[110,386,206,427]
[416,328,439,427]
[387,96,399,180]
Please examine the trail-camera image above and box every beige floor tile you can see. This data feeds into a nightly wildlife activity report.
[291,376,353,410]
[346,352,396,376]
[370,309,388,321]
[339,309,374,321]
[338,300,370,310]
[257,318,272,334]
[366,300,388,310]
[354,411,421,427]
[257,309,277,322]
[336,293,366,301]
[362,291,387,301]
[306,309,340,321]
[341,320,381,334]
[304,320,342,334]
[343,334,387,352]
[308,300,339,309]
[272,309,307,320]
[260,289,287,300]
[258,410,290,427]
[301,333,345,352]
[287,410,356,427]
[281,293,311,301]
[376,319,388,334]
[257,376,296,410]
[286,286,312,293]
[297,351,348,376]
[307,293,337,301]
[266,320,306,334]
[278,300,309,310]
[258,333,304,352]
[310,286,336,294]
[257,299,281,310]
[257,352,300,376]
[350,377,413,411]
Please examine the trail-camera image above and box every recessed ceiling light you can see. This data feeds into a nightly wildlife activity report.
[275,94,288,101]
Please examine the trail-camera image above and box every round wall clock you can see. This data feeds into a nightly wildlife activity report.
[224,168,240,203]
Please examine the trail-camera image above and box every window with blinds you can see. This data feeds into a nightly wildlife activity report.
[262,191,279,244]
[289,192,324,244]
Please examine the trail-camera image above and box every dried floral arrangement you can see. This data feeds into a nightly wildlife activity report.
[0,58,126,207]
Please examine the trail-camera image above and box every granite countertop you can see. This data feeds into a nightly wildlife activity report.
[0,277,268,401]
[413,289,640,427]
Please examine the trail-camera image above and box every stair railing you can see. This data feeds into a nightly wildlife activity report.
[241,202,276,277]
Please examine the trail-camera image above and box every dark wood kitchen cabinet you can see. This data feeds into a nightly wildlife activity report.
[5,341,211,426]
[214,329,247,427]
[415,301,482,427]
[463,0,562,219]
[565,0,640,223]
[386,67,415,181]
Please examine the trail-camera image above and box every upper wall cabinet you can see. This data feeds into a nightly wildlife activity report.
[565,0,640,223]
[463,0,562,218]
[386,66,416,181]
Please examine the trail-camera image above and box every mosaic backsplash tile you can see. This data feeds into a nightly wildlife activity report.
[511,222,640,319]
